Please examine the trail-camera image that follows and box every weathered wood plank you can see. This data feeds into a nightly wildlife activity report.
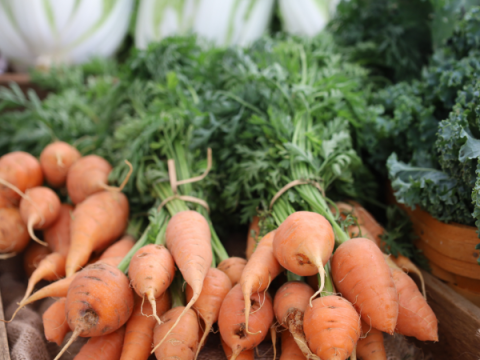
[415,271,480,359]
[0,288,11,360]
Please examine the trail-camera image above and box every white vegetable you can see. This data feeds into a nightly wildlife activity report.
[0,0,132,70]
[135,0,274,49]
[278,0,340,37]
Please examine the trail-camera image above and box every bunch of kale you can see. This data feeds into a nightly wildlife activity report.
[360,7,480,239]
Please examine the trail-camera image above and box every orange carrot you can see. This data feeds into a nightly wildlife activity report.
[43,204,73,257]
[331,238,399,334]
[152,306,200,360]
[280,331,305,360]
[128,244,175,324]
[273,211,335,302]
[357,320,387,360]
[219,284,274,360]
[74,326,125,360]
[304,296,361,360]
[392,254,426,299]
[22,252,66,302]
[0,151,43,206]
[20,186,61,246]
[66,191,129,277]
[66,155,112,204]
[273,281,316,358]
[23,242,51,277]
[217,257,247,286]
[0,207,30,257]
[0,196,14,209]
[240,230,282,335]
[153,210,212,351]
[120,293,171,360]
[246,216,260,260]
[55,263,134,360]
[186,267,232,359]
[221,338,254,360]
[43,298,71,346]
[98,235,135,265]
[40,142,81,188]
[390,268,438,341]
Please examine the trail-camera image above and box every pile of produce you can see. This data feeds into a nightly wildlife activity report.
[0,14,440,357]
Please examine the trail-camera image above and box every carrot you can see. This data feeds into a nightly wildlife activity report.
[74,326,125,360]
[0,207,30,257]
[22,252,66,302]
[23,242,51,277]
[152,305,199,360]
[186,267,232,359]
[392,254,426,299]
[66,155,112,204]
[0,196,14,209]
[273,281,317,359]
[54,262,134,360]
[128,244,175,324]
[0,151,43,206]
[98,235,135,265]
[219,284,274,360]
[66,191,129,277]
[246,216,260,260]
[120,292,171,360]
[331,238,399,334]
[304,295,361,360]
[40,142,81,188]
[152,210,212,351]
[240,230,282,335]
[218,257,247,286]
[44,204,73,257]
[273,211,335,302]
[357,320,386,360]
[43,298,71,346]
[390,268,438,341]
[280,331,305,360]
[19,186,61,246]
[221,338,254,360]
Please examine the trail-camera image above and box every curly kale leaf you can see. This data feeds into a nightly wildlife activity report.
[387,153,474,225]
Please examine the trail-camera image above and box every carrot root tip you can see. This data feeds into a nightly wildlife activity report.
[309,264,325,307]
[146,291,163,325]
[0,252,17,260]
[27,216,48,247]
[54,327,81,360]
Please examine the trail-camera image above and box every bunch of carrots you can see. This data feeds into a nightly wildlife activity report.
[0,140,438,360]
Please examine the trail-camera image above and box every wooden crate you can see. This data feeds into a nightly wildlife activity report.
[0,288,11,360]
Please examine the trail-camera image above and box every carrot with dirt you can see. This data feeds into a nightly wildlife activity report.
[186,267,232,359]
[151,274,200,359]
[66,191,129,277]
[218,257,247,286]
[23,242,51,276]
[40,141,81,188]
[43,298,71,346]
[74,326,126,360]
[280,331,305,360]
[304,295,361,360]
[240,230,283,335]
[331,237,399,334]
[390,268,438,341]
[128,244,175,324]
[44,204,73,257]
[273,211,335,302]
[54,262,134,360]
[274,281,318,359]
[357,320,386,360]
[246,216,260,260]
[120,292,171,360]
[219,284,274,360]
[0,208,29,258]
[19,186,61,246]
[151,210,212,352]
[0,151,43,206]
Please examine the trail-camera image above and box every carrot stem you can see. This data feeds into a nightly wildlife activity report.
[287,271,303,282]
[170,274,185,309]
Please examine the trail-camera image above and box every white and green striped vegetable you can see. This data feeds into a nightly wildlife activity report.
[278,0,340,37]
[135,0,275,49]
[0,0,133,70]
